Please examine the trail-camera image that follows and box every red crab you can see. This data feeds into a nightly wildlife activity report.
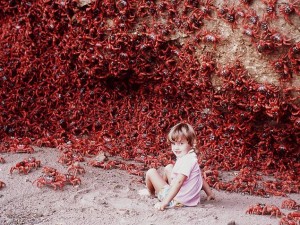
[0,157,5,163]
[58,150,74,165]
[67,162,86,176]
[279,216,298,225]
[213,181,232,191]
[203,169,219,180]
[246,203,265,215]
[259,14,271,32]
[26,157,41,169]
[58,149,85,166]
[128,169,144,177]
[198,30,221,50]
[271,55,293,81]
[61,173,81,186]
[89,160,117,169]
[0,142,8,153]
[89,160,105,167]
[262,204,283,218]
[217,4,242,30]
[262,0,278,20]
[10,161,29,174]
[264,98,280,120]
[203,169,219,186]
[240,0,254,7]
[242,25,259,42]
[288,42,300,59]
[34,171,81,190]
[287,211,300,221]
[199,53,216,76]
[268,30,292,47]
[9,144,34,154]
[34,175,65,190]
[282,199,299,210]
[42,166,58,176]
[10,157,41,174]
[256,39,275,54]
[278,0,300,24]
[0,181,5,189]
[244,8,259,25]
[201,0,216,19]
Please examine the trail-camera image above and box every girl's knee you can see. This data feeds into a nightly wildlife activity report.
[163,164,173,184]
[165,164,173,173]
[146,168,157,178]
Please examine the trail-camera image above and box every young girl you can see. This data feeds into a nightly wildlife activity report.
[145,122,215,210]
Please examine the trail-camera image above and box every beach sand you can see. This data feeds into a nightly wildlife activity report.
[0,147,299,225]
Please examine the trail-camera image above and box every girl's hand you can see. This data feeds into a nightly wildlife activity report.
[154,202,168,211]
[154,174,186,211]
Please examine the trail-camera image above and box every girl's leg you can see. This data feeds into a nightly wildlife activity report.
[202,178,215,200]
[163,164,173,184]
[146,168,168,196]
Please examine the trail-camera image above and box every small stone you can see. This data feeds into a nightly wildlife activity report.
[94,151,106,162]
[55,222,67,225]
[227,220,236,225]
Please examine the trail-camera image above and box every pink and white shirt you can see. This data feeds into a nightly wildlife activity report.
[171,150,203,206]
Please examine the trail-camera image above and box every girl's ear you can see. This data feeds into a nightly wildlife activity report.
[192,140,197,148]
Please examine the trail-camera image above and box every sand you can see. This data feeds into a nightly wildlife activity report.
[0,147,299,225]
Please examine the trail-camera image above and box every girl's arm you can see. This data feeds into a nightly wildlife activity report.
[202,178,215,200]
[158,174,187,210]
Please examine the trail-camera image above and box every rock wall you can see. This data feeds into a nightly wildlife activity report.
[0,0,299,192]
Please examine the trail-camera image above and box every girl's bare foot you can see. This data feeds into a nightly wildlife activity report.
[138,188,151,196]
[207,192,216,201]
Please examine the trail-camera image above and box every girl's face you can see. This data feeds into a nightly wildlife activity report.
[171,137,192,158]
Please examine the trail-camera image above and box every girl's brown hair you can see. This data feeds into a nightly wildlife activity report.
[167,122,197,149]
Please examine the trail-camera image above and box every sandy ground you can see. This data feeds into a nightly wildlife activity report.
[0,147,299,225]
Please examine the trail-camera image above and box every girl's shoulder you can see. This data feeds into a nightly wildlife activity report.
[180,151,198,163]
[187,149,198,158]
[174,151,199,174]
